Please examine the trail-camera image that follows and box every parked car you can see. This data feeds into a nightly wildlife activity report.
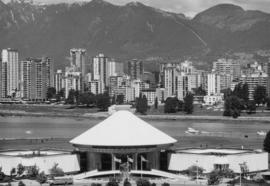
[47,176,73,185]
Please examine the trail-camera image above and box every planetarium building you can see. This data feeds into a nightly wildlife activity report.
[70,111,177,173]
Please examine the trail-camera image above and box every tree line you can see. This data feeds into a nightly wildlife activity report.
[223,83,270,118]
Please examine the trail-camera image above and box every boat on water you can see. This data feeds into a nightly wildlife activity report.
[257,131,266,136]
[185,127,200,134]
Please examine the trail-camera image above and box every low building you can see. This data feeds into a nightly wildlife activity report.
[203,94,223,105]
[168,148,268,173]
[0,150,80,175]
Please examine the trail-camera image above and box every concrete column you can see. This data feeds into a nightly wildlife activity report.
[87,152,101,171]
[133,153,138,170]
[111,153,116,170]
[147,151,160,170]
[87,152,96,171]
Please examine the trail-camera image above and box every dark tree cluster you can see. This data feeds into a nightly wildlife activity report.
[136,94,148,115]
[184,93,194,114]
[66,90,111,111]
[164,97,182,113]
[263,131,270,153]
[164,93,193,114]
[253,85,267,105]
[223,83,257,118]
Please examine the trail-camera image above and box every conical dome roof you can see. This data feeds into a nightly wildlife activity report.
[70,111,177,147]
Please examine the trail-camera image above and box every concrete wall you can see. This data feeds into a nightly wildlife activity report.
[0,154,80,175]
[168,152,268,173]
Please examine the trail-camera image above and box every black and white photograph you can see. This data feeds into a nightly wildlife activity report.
[0,0,270,185]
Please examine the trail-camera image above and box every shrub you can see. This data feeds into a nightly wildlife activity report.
[18,181,26,186]
[136,178,151,186]
[124,178,131,186]
[26,165,39,178]
[2,177,11,183]
[91,183,102,186]
[36,171,47,185]
[107,178,119,186]
[49,163,64,177]
[161,183,170,186]
[207,171,221,185]
[17,164,25,176]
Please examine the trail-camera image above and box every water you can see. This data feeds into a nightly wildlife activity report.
[0,116,268,139]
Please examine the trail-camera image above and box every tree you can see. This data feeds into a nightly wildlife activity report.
[107,178,119,186]
[266,97,270,110]
[36,171,47,185]
[263,131,270,153]
[66,89,76,104]
[142,95,148,113]
[96,93,111,111]
[221,88,232,100]
[0,167,5,181]
[246,101,256,114]
[49,163,64,177]
[164,97,179,113]
[17,164,25,176]
[193,85,206,96]
[184,165,204,178]
[26,165,39,178]
[223,96,242,118]
[136,94,148,114]
[10,167,16,180]
[184,93,194,114]
[242,83,249,102]
[207,170,221,185]
[78,92,95,106]
[136,178,151,186]
[47,87,56,100]
[18,181,26,186]
[124,178,131,186]
[56,88,65,101]
[177,100,184,111]
[253,85,267,106]
[154,97,158,109]
[116,94,124,105]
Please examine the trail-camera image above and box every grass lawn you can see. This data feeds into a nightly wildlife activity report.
[147,104,270,117]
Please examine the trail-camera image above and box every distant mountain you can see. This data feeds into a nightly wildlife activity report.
[0,0,269,69]
[192,4,270,54]
[193,4,270,32]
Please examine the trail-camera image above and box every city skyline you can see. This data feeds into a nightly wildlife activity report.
[2,0,270,17]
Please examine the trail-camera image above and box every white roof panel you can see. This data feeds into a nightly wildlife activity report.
[70,111,177,146]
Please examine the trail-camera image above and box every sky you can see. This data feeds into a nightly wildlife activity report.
[4,0,270,17]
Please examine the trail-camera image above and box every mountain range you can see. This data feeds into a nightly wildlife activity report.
[0,0,270,69]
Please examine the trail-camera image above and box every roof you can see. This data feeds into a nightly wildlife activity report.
[70,111,177,147]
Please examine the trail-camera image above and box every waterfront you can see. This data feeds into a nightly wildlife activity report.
[0,116,267,150]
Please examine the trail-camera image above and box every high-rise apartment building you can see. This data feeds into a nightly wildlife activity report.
[92,53,109,92]
[164,67,177,98]
[177,75,188,101]
[207,73,221,96]
[64,66,82,99]
[240,72,268,100]
[128,59,143,80]
[70,48,86,77]
[107,59,124,77]
[20,57,53,101]
[54,69,65,93]
[213,58,241,80]
[1,49,19,98]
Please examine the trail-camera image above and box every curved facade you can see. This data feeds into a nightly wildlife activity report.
[70,111,177,172]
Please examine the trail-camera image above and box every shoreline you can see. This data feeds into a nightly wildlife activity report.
[0,109,270,123]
